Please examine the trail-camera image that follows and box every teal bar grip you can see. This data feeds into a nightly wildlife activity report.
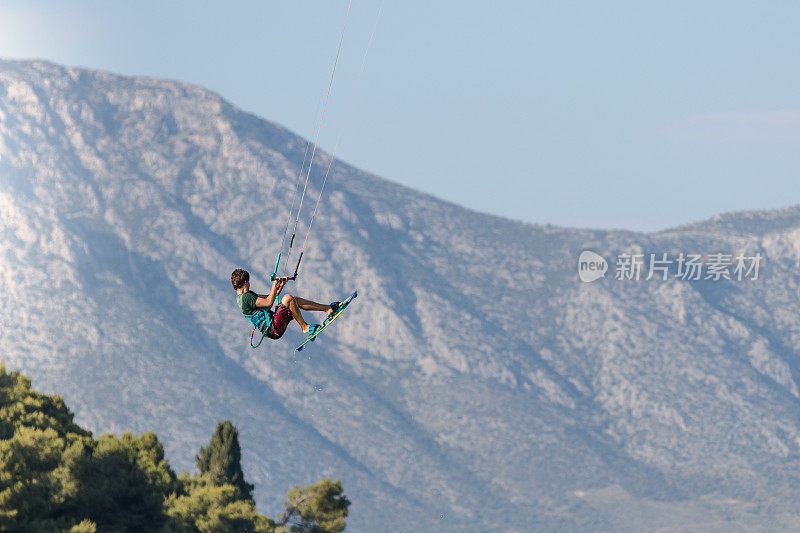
[270,253,281,281]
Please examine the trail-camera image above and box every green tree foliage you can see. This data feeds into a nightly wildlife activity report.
[60,432,178,532]
[195,421,254,501]
[0,425,68,530]
[278,478,350,533]
[0,362,90,440]
[0,362,177,531]
[0,362,350,532]
[165,473,275,532]
[0,361,93,531]
[68,519,97,532]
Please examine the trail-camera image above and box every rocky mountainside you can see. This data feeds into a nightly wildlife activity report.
[2,58,800,531]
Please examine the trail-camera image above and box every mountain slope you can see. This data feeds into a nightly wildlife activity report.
[3,58,800,531]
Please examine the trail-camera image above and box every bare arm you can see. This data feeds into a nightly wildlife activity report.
[255,277,287,308]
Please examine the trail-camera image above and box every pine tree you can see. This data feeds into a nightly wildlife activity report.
[1,363,348,531]
[279,478,350,533]
[61,432,178,531]
[195,421,255,501]
[0,360,94,531]
[165,473,276,532]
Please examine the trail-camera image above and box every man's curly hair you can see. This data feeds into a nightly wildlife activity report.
[231,269,250,290]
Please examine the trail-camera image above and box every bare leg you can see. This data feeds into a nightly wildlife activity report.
[281,294,311,333]
[292,295,334,316]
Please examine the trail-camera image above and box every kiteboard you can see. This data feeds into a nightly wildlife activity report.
[296,290,358,352]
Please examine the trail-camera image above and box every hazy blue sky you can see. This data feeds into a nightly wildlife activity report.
[1,1,798,231]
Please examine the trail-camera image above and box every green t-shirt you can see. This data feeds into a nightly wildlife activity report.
[236,291,260,316]
[237,290,272,333]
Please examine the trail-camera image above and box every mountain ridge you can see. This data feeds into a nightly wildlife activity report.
[3,58,800,531]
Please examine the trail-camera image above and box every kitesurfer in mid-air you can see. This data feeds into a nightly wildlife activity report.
[231,268,339,340]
